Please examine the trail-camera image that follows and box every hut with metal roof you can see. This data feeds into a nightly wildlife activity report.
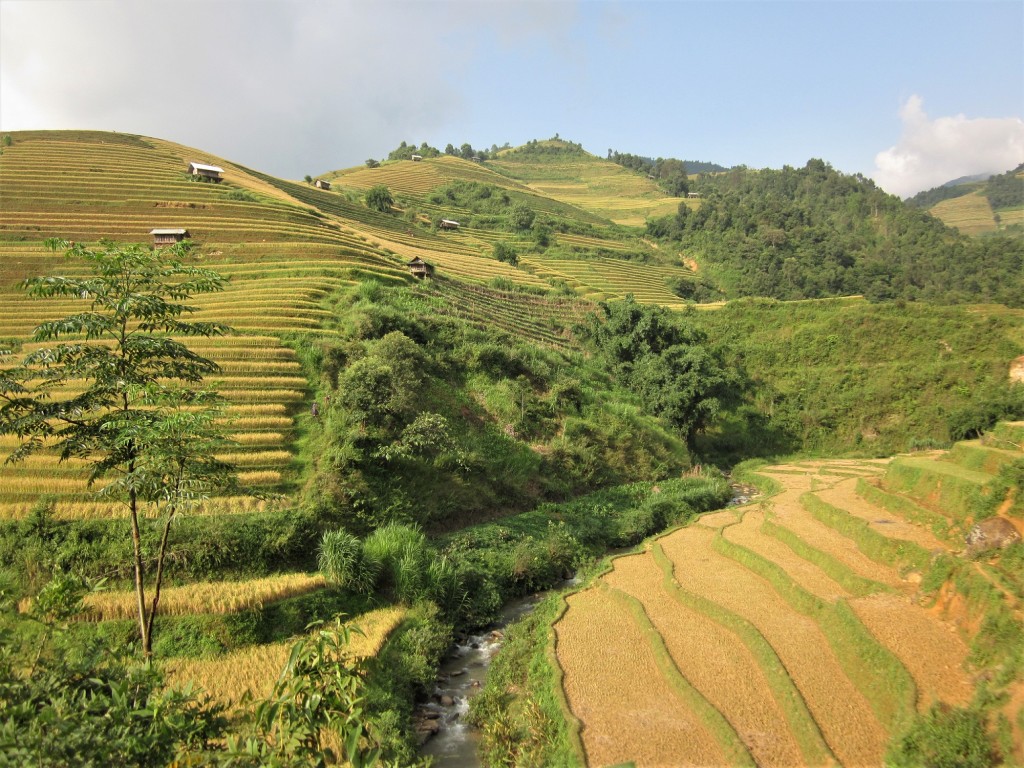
[188,162,224,182]
[150,228,190,247]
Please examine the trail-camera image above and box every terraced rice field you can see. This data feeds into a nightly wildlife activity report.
[0,132,416,514]
[410,278,593,352]
[45,573,326,621]
[164,606,407,707]
[554,452,1007,767]
[488,150,685,226]
[0,322,307,513]
[929,192,997,235]
[521,256,694,307]
[330,155,608,226]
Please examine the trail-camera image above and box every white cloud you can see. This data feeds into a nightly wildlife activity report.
[0,0,580,178]
[873,95,1024,198]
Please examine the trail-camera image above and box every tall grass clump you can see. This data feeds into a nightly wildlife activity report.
[318,523,467,613]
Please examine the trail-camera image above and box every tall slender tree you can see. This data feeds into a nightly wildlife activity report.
[0,238,235,656]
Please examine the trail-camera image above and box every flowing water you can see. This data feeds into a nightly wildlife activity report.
[418,584,575,767]
[418,480,756,765]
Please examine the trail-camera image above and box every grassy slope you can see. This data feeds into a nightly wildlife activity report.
[487,139,684,226]
[927,166,1024,236]
[690,297,1024,459]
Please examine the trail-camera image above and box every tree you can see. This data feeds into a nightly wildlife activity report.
[492,241,519,266]
[0,239,235,657]
[508,203,535,231]
[364,158,380,169]
[584,296,737,447]
[365,185,394,213]
[304,174,312,184]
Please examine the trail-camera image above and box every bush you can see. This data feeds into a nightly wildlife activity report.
[508,203,535,231]
[318,530,363,587]
[886,704,998,768]
[493,241,519,266]
[365,185,394,213]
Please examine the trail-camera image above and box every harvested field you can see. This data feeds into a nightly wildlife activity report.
[660,526,889,766]
[602,552,803,767]
[555,586,727,767]
[553,457,981,767]
[758,468,905,586]
[724,506,850,601]
[849,593,972,710]
[164,606,405,707]
[817,478,951,553]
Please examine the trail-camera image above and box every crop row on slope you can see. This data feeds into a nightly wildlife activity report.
[0,329,308,513]
[552,458,990,767]
[164,606,406,707]
[522,255,693,307]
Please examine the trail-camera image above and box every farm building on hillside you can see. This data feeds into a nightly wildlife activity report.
[407,257,435,279]
[314,179,331,190]
[439,219,460,230]
[150,228,189,246]
[687,192,700,199]
[411,154,423,161]
[188,162,224,181]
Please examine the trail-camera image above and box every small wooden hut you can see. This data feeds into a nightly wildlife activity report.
[150,228,189,247]
[411,154,423,162]
[188,162,224,182]
[314,179,332,190]
[407,257,435,279]
[439,219,460,230]
[687,192,700,199]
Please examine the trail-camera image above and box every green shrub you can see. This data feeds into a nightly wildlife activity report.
[886,704,998,768]
[318,530,363,588]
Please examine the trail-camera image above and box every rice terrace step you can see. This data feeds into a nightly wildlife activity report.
[553,455,1019,766]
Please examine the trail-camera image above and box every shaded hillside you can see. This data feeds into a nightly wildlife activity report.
[691,297,1024,461]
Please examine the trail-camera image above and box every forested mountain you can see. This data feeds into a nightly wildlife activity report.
[645,159,1024,306]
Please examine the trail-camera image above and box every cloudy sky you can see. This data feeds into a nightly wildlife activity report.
[2,0,1022,198]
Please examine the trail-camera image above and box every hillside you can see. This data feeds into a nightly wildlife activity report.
[645,160,1024,306]
[1,129,1023,766]
[909,163,1024,236]
[486,139,684,226]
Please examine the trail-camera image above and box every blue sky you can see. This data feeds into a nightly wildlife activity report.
[2,0,1022,197]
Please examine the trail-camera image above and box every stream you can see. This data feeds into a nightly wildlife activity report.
[417,587,562,767]
[417,481,758,766]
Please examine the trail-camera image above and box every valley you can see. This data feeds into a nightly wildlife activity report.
[0,129,1021,767]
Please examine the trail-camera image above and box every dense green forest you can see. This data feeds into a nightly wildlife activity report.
[984,163,1024,210]
[645,159,1024,306]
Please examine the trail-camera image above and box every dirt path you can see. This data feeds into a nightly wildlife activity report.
[603,552,804,767]
[555,587,726,767]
